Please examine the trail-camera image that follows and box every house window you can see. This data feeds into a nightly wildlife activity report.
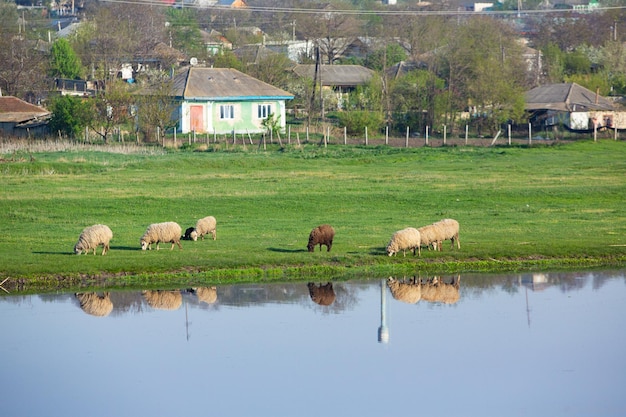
[257,104,272,119]
[220,105,234,119]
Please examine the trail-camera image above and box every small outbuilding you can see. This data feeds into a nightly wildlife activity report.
[0,96,51,138]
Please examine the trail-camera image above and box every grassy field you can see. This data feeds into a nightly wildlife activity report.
[1,139,625,292]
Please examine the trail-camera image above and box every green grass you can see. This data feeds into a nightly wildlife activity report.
[1,140,625,292]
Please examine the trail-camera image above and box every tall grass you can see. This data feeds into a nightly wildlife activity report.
[1,140,625,288]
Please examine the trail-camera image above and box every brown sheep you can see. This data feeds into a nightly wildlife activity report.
[307,282,336,306]
[307,224,335,252]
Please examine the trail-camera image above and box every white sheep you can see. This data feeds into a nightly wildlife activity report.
[432,218,460,251]
[75,292,114,316]
[386,227,421,257]
[140,222,183,250]
[193,216,217,241]
[420,276,461,304]
[387,277,422,304]
[74,224,113,255]
[418,223,445,252]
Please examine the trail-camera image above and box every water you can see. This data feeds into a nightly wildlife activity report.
[1,271,625,417]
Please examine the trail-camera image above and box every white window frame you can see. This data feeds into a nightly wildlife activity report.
[220,105,234,119]
[257,104,272,119]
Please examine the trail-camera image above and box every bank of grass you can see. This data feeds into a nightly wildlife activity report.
[1,139,625,292]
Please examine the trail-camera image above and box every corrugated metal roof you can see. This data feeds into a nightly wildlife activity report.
[172,67,293,100]
[292,64,374,87]
[525,83,614,112]
[0,96,50,123]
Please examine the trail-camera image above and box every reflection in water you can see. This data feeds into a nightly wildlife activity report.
[75,292,113,317]
[190,287,218,304]
[142,290,183,310]
[3,270,625,417]
[387,277,422,304]
[378,279,389,344]
[421,276,461,304]
[307,282,336,306]
[386,276,461,305]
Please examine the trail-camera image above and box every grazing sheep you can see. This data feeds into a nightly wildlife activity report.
[193,287,218,304]
[417,223,445,252]
[140,222,182,250]
[182,227,197,241]
[194,216,217,241]
[307,282,336,306]
[75,292,113,317]
[420,276,461,304]
[307,224,335,252]
[432,218,461,251]
[386,227,421,257]
[74,224,113,255]
[142,290,183,310]
[387,277,422,304]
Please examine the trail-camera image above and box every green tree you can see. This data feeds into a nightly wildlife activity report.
[390,69,446,134]
[50,38,83,79]
[48,95,93,138]
[165,8,204,57]
[439,17,527,135]
[364,43,407,71]
[88,80,132,143]
[136,78,177,143]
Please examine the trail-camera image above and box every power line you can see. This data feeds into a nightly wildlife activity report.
[98,0,626,17]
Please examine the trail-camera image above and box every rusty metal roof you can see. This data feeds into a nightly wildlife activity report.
[172,67,293,101]
[0,96,50,123]
[525,83,614,112]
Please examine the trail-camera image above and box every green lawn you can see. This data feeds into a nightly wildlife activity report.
[1,140,625,291]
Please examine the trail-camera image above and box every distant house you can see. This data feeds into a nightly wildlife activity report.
[170,67,293,134]
[525,83,625,131]
[292,64,374,92]
[0,96,50,138]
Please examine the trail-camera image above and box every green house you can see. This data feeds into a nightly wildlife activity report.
[171,67,294,135]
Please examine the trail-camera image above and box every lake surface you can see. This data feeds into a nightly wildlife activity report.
[1,270,625,417]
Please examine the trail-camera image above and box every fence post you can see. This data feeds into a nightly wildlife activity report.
[443,125,447,145]
[528,123,532,145]
[385,126,389,145]
[288,125,291,145]
[365,126,368,145]
[465,124,468,145]
[173,128,177,146]
[425,126,429,146]
[508,124,511,145]
[344,126,347,145]
[306,126,309,143]
[405,126,409,148]
[593,123,597,142]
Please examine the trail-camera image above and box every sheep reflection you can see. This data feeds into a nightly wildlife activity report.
[189,287,218,304]
[75,292,113,317]
[387,276,461,305]
[307,282,336,306]
[142,290,183,310]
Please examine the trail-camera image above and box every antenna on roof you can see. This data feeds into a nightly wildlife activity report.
[190,57,198,66]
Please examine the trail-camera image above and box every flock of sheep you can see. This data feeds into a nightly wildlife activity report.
[385,218,461,257]
[73,216,217,255]
[73,216,460,258]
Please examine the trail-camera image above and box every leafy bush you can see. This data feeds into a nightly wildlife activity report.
[336,111,384,136]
